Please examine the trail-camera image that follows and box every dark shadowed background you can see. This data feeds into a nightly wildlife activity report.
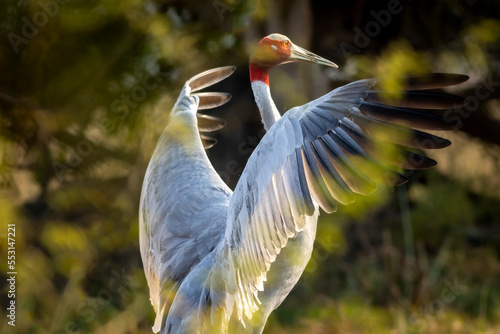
[0,0,499,333]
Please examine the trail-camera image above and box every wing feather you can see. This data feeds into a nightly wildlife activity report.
[273,171,299,237]
[139,67,235,333]
[311,139,355,205]
[359,101,455,130]
[206,74,467,326]
[365,90,466,109]
[187,66,236,92]
[318,135,376,196]
[302,140,338,213]
[293,148,316,216]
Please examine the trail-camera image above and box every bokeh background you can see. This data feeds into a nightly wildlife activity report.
[1,0,500,333]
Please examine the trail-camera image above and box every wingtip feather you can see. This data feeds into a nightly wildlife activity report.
[195,92,232,110]
[188,66,236,92]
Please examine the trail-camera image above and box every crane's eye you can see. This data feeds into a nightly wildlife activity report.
[283,40,290,47]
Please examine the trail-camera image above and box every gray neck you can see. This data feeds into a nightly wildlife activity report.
[251,80,281,131]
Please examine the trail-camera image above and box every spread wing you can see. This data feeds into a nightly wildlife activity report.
[139,67,235,332]
[206,74,468,324]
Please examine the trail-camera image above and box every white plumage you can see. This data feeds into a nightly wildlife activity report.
[139,34,468,333]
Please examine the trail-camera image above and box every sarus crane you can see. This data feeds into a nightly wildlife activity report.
[139,33,468,333]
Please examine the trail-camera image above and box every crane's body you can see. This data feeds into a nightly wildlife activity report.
[139,67,320,333]
[140,34,468,333]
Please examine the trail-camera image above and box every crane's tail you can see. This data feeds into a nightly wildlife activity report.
[183,66,236,149]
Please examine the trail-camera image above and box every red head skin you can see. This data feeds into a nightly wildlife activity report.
[250,37,292,85]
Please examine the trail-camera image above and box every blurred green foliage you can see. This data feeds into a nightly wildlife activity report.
[0,0,499,333]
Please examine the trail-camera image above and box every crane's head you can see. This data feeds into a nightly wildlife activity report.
[251,33,338,70]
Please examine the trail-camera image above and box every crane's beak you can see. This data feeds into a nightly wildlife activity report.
[289,43,338,68]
